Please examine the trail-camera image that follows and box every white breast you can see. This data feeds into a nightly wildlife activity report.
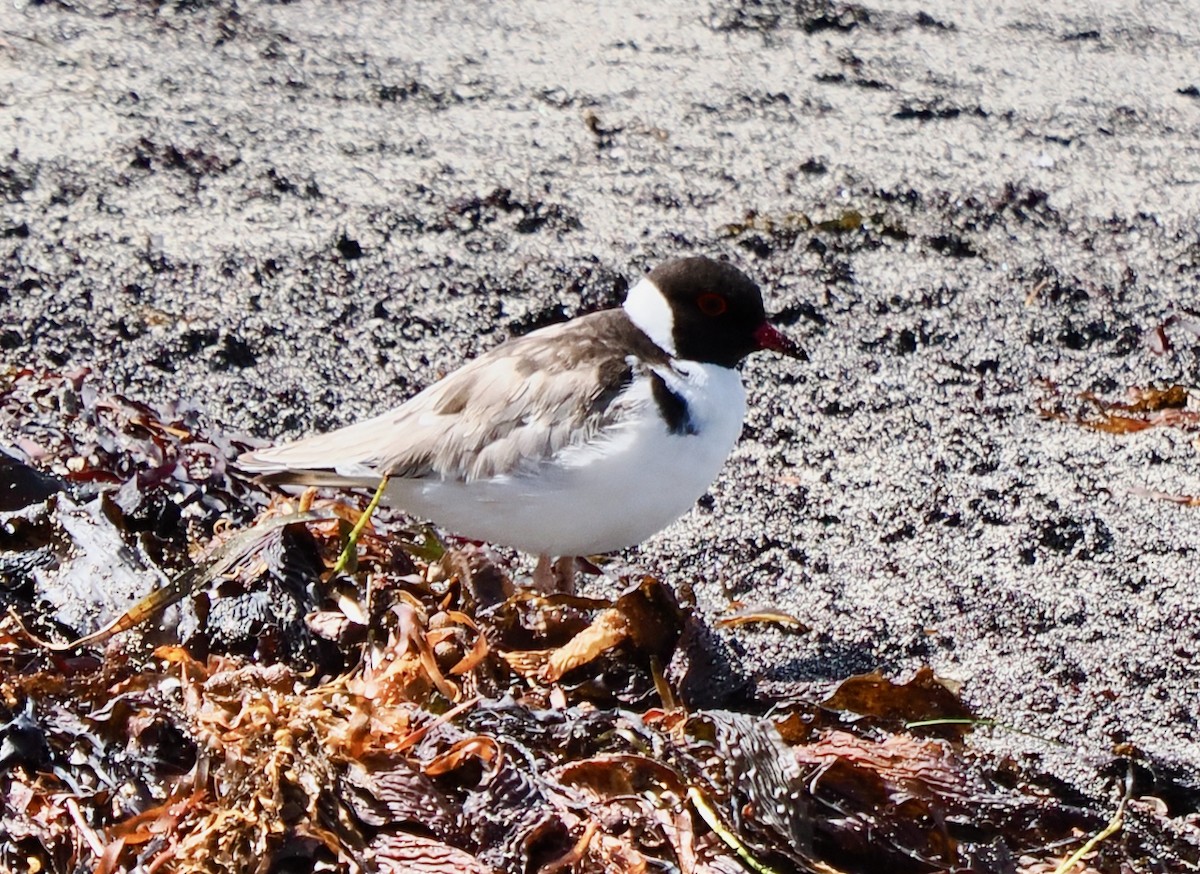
[384,361,747,556]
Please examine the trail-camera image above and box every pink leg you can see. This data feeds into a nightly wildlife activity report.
[532,553,555,593]
[552,556,578,595]
[531,554,578,593]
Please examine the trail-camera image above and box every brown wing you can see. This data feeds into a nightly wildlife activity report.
[239,310,668,484]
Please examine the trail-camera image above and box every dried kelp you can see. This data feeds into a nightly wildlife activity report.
[2,370,1196,873]
[1038,381,1198,436]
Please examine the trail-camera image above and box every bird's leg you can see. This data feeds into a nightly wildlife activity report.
[532,553,556,593]
[552,555,578,595]
[531,554,578,593]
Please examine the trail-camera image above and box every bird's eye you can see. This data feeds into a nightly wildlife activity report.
[697,293,727,316]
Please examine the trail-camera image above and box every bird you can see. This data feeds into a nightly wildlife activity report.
[239,256,804,592]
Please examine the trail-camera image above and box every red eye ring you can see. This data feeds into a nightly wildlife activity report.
[697,293,727,316]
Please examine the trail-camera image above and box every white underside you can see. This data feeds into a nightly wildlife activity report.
[384,360,746,555]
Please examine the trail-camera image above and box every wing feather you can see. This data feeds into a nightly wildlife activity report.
[239,310,668,484]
